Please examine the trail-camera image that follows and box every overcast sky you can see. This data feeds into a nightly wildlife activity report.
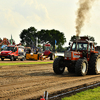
[0,0,100,46]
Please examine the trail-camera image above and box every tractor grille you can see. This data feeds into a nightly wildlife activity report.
[64,51,71,58]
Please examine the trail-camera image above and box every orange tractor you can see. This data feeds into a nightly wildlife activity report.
[53,36,100,76]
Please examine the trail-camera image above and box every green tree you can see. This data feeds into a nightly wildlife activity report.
[57,44,63,52]
[70,35,79,41]
[37,29,49,44]
[20,27,67,50]
[37,29,66,51]
[70,35,97,45]
[19,27,37,47]
[86,35,97,45]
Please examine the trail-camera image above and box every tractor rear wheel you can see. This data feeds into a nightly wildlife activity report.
[53,57,65,74]
[75,58,88,76]
[50,53,55,60]
[88,54,100,74]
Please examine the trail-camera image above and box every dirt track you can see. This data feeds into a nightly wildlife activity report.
[0,60,100,100]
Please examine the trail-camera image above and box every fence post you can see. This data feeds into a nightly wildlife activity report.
[44,91,48,100]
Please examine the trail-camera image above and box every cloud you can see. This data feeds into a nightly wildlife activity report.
[0,8,27,29]
[0,0,51,29]
[13,0,50,22]
[1,0,99,46]
[0,0,51,43]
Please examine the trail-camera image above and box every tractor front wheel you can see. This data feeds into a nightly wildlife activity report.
[75,58,88,76]
[53,57,65,74]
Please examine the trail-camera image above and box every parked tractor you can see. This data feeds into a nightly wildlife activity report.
[43,43,55,60]
[53,36,100,76]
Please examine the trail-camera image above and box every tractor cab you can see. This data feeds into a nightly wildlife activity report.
[71,42,88,51]
[65,36,98,61]
[71,36,97,52]
[71,37,89,51]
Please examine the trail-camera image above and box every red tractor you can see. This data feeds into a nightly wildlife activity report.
[53,36,100,76]
[43,43,55,60]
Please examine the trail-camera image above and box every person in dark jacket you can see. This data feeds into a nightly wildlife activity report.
[35,49,38,54]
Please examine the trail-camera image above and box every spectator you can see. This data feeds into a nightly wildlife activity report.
[28,48,31,53]
[34,48,36,53]
[35,49,38,54]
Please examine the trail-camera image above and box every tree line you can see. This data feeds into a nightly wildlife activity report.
[19,26,97,51]
[19,26,66,51]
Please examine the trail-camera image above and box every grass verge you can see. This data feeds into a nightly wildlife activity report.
[0,61,53,66]
[62,86,100,100]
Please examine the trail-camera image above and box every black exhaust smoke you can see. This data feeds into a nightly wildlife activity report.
[76,0,95,37]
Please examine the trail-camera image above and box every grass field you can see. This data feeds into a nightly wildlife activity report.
[0,61,53,66]
[62,86,100,100]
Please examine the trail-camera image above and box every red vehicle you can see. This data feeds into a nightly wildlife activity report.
[53,36,100,76]
[0,45,25,61]
[43,43,55,60]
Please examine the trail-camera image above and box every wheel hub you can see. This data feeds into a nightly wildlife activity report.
[97,58,100,73]
[82,62,86,74]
